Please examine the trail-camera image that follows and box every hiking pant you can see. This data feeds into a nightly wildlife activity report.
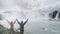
[20,30,24,34]
[10,29,14,34]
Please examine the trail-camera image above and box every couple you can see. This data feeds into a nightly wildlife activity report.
[6,18,28,34]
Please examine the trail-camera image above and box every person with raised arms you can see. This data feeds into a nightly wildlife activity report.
[16,19,28,34]
[6,19,16,34]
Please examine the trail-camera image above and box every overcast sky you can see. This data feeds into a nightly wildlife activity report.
[0,0,60,10]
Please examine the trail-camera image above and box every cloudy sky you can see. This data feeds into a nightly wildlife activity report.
[0,0,60,10]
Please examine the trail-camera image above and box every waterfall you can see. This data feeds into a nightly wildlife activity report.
[49,11,58,20]
[55,11,60,20]
[57,12,60,19]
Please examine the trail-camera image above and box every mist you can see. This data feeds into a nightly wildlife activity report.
[0,0,60,34]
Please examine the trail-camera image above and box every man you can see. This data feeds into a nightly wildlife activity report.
[16,19,28,34]
[6,20,16,34]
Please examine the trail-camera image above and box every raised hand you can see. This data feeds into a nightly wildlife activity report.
[6,20,11,23]
[24,18,28,25]
[13,19,16,24]
[16,19,21,24]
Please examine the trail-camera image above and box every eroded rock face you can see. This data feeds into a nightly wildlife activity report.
[49,11,58,20]
[58,12,60,19]
[52,11,58,18]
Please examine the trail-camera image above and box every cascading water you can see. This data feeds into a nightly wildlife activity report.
[58,12,60,19]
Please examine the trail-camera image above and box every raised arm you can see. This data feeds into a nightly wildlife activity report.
[13,19,16,24]
[6,20,11,24]
[24,19,28,25]
[16,19,21,24]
